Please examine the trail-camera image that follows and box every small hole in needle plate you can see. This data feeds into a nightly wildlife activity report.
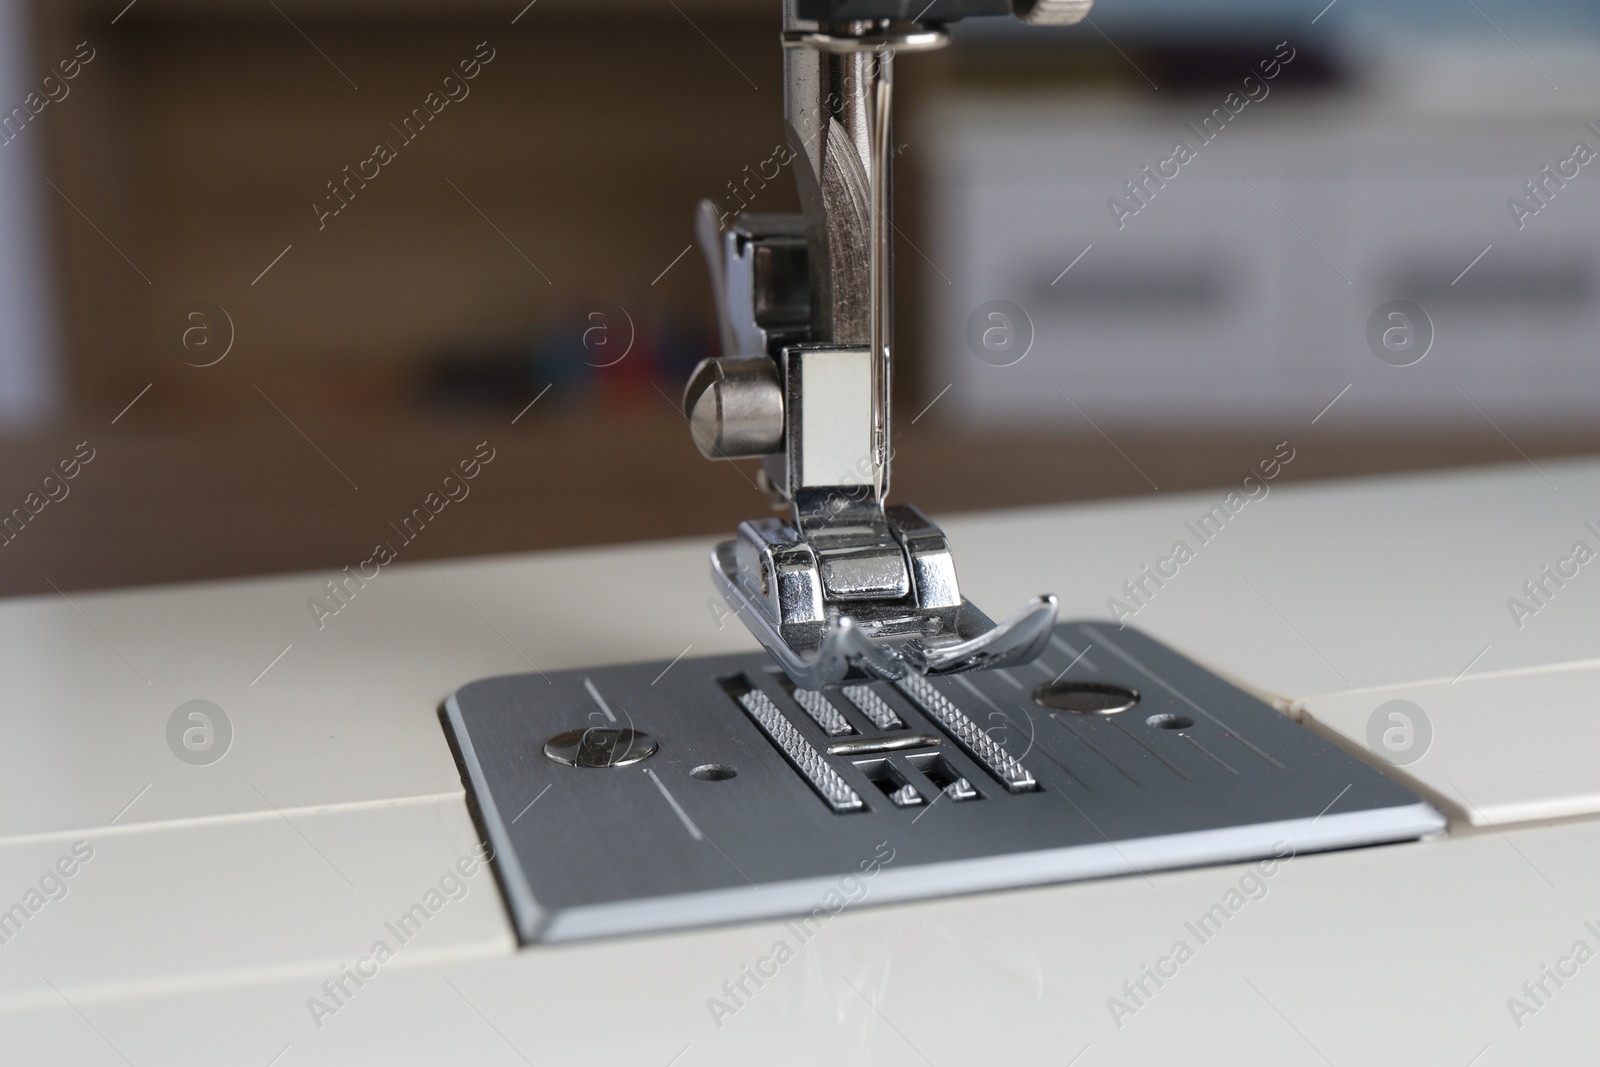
[690,763,737,781]
[1146,714,1194,731]
[1032,681,1139,715]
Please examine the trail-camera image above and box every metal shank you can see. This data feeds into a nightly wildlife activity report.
[684,3,1071,686]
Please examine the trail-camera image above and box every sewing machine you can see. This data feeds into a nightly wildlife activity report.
[5,2,1599,1063]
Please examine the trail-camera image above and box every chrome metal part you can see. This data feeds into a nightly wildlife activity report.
[781,27,949,53]
[901,595,1059,675]
[727,519,825,627]
[1014,0,1094,25]
[896,673,1038,793]
[713,533,1059,689]
[825,733,942,756]
[842,683,904,729]
[443,621,1445,944]
[692,205,809,363]
[542,728,657,769]
[885,504,961,609]
[710,556,903,686]
[944,777,980,802]
[792,687,855,736]
[683,355,785,460]
[685,3,1077,687]
[1033,680,1141,715]
[737,688,865,812]
[888,782,924,807]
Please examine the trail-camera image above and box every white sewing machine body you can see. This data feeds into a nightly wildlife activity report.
[3,458,1596,1064]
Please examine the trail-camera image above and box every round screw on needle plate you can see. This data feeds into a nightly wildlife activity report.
[1032,681,1139,716]
[543,727,658,768]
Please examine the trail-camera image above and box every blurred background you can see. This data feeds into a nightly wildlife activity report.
[2,0,1597,596]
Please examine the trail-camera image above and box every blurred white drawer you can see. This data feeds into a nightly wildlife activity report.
[926,97,1600,430]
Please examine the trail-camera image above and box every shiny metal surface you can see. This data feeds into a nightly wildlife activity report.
[842,683,904,729]
[784,28,874,351]
[713,536,1060,688]
[692,205,809,363]
[1033,679,1141,715]
[896,674,1038,793]
[686,3,1064,688]
[817,542,911,599]
[888,782,924,807]
[736,687,866,812]
[711,549,907,686]
[825,733,942,755]
[867,39,893,503]
[1014,0,1094,25]
[682,355,785,460]
[885,503,963,609]
[902,594,1059,675]
[542,728,658,769]
[780,27,949,53]
[943,776,981,802]
[791,686,855,736]
[730,518,826,626]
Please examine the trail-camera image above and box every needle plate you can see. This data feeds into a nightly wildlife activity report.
[441,622,1443,944]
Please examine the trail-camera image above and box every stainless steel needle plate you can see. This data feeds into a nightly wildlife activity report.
[442,622,1443,944]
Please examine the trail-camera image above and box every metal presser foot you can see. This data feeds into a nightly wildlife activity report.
[682,2,1081,688]
[709,522,1059,689]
